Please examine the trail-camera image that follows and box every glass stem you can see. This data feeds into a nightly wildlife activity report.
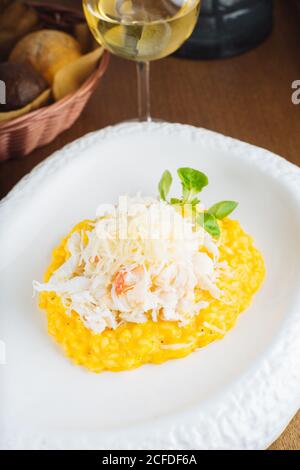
[136,61,151,122]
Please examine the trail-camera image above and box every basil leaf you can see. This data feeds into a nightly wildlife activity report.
[190,198,200,206]
[197,212,221,239]
[158,170,172,201]
[170,198,182,205]
[177,168,208,194]
[208,201,238,220]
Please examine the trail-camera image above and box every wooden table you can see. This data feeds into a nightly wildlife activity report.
[1,0,299,450]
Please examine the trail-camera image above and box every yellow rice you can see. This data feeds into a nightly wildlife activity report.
[39,218,265,373]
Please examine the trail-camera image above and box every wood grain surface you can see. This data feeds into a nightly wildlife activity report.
[0,0,299,450]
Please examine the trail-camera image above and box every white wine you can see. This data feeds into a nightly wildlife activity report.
[83,0,201,62]
[83,0,201,120]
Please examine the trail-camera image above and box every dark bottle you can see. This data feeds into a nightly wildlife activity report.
[176,0,273,59]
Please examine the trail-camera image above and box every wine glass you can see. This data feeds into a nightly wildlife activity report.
[83,0,201,121]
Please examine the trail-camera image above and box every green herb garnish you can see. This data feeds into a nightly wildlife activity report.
[197,212,221,239]
[177,168,208,203]
[158,170,172,202]
[208,201,238,220]
[158,167,238,238]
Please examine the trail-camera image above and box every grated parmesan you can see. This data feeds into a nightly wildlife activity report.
[33,196,223,333]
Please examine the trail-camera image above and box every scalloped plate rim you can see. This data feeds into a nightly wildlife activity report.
[1,122,300,450]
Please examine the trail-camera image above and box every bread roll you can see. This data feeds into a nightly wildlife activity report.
[10,30,82,84]
[0,62,48,111]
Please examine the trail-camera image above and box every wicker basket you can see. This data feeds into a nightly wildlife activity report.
[0,1,110,161]
[0,52,109,161]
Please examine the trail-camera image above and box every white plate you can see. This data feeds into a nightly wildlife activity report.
[1,122,300,450]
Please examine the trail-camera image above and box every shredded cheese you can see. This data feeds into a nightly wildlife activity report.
[33,196,223,333]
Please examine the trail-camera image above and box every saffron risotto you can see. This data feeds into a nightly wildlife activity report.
[39,218,265,373]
